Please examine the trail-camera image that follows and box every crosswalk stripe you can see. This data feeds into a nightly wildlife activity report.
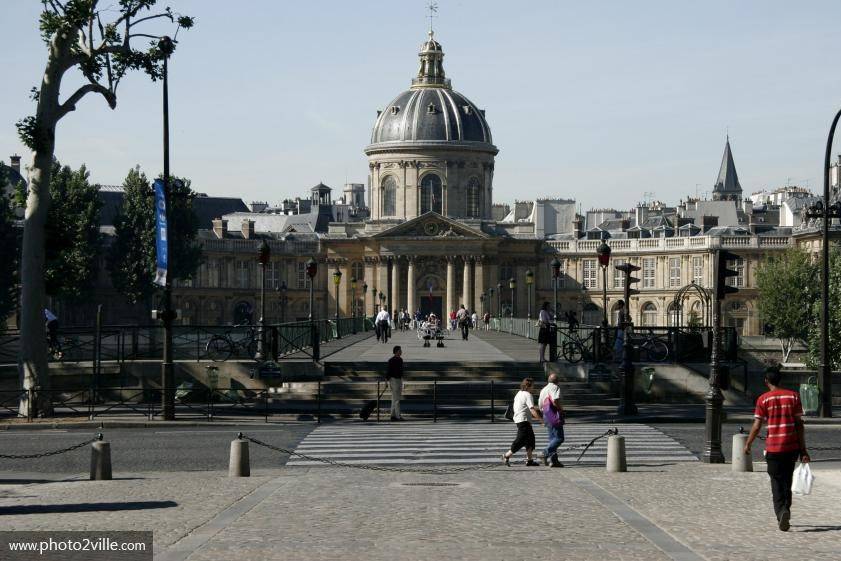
[286,422,697,466]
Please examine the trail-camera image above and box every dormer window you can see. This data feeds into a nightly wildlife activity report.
[463,105,472,115]
[391,106,400,115]
[427,103,437,114]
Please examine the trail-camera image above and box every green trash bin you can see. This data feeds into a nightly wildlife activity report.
[799,376,819,415]
[642,367,656,395]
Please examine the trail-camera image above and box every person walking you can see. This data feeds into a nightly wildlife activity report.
[613,299,626,363]
[502,378,542,466]
[44,308,61,357]
[483,311,490,331]
[744,366,810,531]
[538,373,565,467]
[449,309,457,332]
[537,301,553,363]
[456,305,469,341]
[386,345,404,421]
[471,310,478,330]
[375,307,391,344]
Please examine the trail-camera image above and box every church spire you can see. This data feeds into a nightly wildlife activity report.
[713,135,742,201]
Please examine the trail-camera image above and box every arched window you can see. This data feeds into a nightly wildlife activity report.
[420,173,442,214]
[382,176,397,216]
[666,302,681,327]
[641,302,658,326]
[467,177,481,218]
[352,262,364,282]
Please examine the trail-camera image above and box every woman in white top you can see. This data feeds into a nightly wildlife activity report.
[537,301,553,363]
[502,378,542,466]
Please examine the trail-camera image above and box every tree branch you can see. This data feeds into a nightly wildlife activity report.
[129,12,173,29]
[57,83,116,119]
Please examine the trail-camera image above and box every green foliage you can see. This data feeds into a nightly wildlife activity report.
[43,160,103,301]
[107,168,201,304]
[807,249,841,370]
[0,166,20,323]
[756,248,818,362]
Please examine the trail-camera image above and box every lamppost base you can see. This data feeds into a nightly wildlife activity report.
[703,386,726,463]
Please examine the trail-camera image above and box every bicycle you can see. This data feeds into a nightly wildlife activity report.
[205,324,258,362]
[560,328,614,364]
[633,330,669,362]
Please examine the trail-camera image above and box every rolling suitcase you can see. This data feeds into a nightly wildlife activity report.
[359,384,388,421]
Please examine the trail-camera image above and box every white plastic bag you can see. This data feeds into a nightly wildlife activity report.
[791,463,814,495]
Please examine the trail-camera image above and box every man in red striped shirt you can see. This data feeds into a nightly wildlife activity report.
[744,366,810,532]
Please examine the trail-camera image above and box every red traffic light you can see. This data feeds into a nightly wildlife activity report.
[305,258,318,279]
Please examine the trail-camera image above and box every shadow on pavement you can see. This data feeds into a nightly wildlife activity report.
[794,525,841,533]
[0,500,177,515]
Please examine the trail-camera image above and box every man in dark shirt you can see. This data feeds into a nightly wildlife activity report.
[386,345,404,421]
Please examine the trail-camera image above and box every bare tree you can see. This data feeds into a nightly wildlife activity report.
[17,0,193,417]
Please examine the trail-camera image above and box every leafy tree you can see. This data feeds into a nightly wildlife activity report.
[44,159,103,301]
[756,248,818,363]
[0,165,20,324]
[807,249,841,371]
[15,1,192,416]
[108,168,201,305]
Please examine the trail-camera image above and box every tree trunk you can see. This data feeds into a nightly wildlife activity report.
[18,40,66,418]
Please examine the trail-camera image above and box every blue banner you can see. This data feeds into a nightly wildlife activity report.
[153,179,168,287]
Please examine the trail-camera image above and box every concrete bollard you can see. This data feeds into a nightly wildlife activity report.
[90,435,112,480]
[606,435,627,473]
[732,433,753,472]
[229,435,250,477]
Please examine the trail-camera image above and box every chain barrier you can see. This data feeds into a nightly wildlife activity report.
[240,428,618,474]
[0,433,102,460]
[737,426,841,451]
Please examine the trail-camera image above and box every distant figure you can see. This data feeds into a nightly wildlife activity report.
[375,307,391,343]
[471,311,478,330]
[44,308,61,357]
[483,311,491,331]
[564,310,578,331]
[449,310,457,332]
[537,301,552,363]
[456,305,469,341]
[744,366,810,532]
[386,345,404,421]
[613,300,626,362]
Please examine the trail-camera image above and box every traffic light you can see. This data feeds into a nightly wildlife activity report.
[717,251,740,300]
[615,263,641,300]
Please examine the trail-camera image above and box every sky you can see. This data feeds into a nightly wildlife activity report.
[2,0,841,210]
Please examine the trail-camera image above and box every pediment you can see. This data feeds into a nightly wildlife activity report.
[372,212,490,239]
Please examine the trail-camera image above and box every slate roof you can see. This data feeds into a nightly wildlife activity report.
[97,187,249,229]
[714,137,742,195]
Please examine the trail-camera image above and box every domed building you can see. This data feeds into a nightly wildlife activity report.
[365,31,497,221]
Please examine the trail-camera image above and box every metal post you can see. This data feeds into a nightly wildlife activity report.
[433,380,437,423]
[617,270,637,416]
[159,37,175,421]
[264,389,269,423]
[256,260,266,361]
[376,380,380,423]
[553,278,558,322]
[308,280,314,321]
[490,380,495,423]
[819,108,841,418]
[317,381,321,424]
[704,277,726,463]
[352,285,357,334]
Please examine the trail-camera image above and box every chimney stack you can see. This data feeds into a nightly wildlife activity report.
[241,219,255,239]
[212,218,227,239]
[9,154,21,174]
[573,214,583,239]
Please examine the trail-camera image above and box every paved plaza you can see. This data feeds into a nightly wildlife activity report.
[1,421,840,560]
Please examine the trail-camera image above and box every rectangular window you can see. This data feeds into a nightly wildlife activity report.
[643,258,656,288]
[556,259,566,289]
[727,258,745,288]
[297,261,308,289]
[499,264,513,283]
[583,259,597,289]
[669,257,681,288]
[266,262,279,290]
[206,260,219,288]
[692,256,704,286]
[613,259,625,289]
[237,261,250,289]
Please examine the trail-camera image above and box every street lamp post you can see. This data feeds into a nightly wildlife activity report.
[255,239,270,361]
[159,35,176,421]
[279,280,287,323]
[551,257,561,321]
[525,269,534,320]
[350,276,357,334]
[509,277,516,321]
[496,282,502,319]
[362,282,368,331]
[597,240,612,364]
[306,258,317,320]
[332,268,342,338]
[805,109,841,417]
[480,292,485,316]
[489,287,495,318]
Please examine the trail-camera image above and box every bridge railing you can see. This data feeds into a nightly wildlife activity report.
[0,318,373,365]
[491,317,736,364]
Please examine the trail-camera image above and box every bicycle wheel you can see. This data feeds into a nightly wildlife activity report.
[206,336,233,362]
[645,340,669,362]
[562,342,583,364]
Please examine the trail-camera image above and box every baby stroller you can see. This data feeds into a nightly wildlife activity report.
[417,319,445,348]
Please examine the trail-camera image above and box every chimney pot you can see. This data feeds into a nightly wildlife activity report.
[9,154,21,174]
[212,218,227,239]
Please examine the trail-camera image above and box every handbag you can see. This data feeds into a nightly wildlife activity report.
[792,462,814,495]
[504,401,514,421]
[541,395,564,428]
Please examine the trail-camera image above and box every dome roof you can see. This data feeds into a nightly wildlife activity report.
[365,32,496,154]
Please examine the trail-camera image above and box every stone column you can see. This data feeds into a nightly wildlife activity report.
[391,257,401,314]
[377,257,388,313]
[462,257,473,311]
[364,258,375,316]
[407,258,416,315]
[446,256,456,319]
[474,257,485,313]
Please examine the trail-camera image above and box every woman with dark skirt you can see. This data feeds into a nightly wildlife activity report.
[502,378,542,466]
[537,301,552,363]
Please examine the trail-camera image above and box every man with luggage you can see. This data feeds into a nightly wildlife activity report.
[375,306,391,343]
[386,345,404,421]
[743,366,810,531]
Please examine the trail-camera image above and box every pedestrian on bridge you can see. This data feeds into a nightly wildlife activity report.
[457,305,470,341]
[538,373,565,467]
[743,366,810,532]
[537,301,552,363]
[386,345,404,421]
[375,307,391,344]
[502,378,542,466]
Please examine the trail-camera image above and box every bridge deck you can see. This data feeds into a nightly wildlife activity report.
[324,328,540,364]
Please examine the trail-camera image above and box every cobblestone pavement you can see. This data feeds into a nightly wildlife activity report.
[1,463,839,560]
